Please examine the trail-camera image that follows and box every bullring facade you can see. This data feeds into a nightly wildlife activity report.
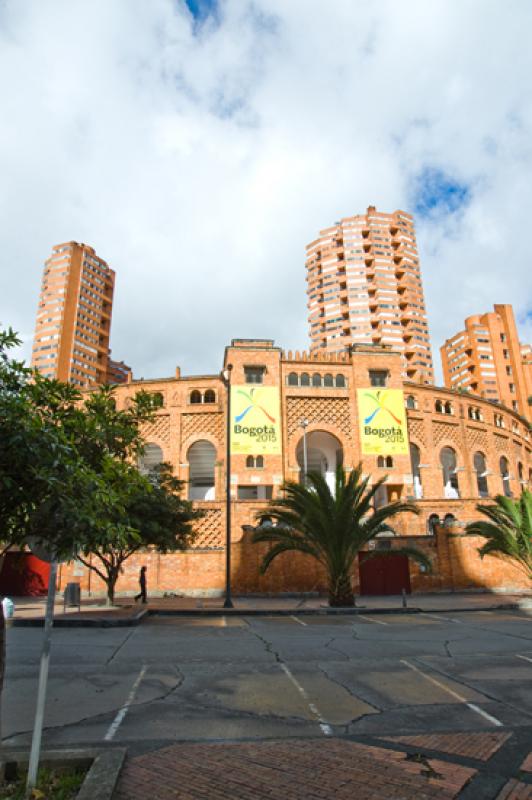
[59,339,531,598]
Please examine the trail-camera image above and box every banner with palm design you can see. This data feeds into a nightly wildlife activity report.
[230,386,282,454]
[357,388,409,455]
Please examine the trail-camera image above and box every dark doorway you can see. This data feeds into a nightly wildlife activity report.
[0,553,50,596]
[358,552,411,595]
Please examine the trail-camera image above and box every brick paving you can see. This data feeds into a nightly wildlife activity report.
[496,780,532,800]
[521,753,532,773]
[380,731,512,761]
[114,739,476,800]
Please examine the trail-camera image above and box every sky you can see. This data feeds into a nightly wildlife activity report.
[1,0,531,382]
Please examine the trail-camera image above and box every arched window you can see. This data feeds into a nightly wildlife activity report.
[256,455,264,469]
[377,456,385,468]
[518,462,524,484]
[312,373,322,387]
[246,455,254,468]
[139,442,164,475]
[190,390,202,404]
[474,452,489,497]
[151,392,164,408]
[406,395,417,410]
[440,446,460,498]
[335,374,346,388]
[468,407,475,420]
[323,373,334,387]
[287,372,299,386]
[300,372,310,387]
[188,440,216,500]
[410,442,422,498]
[435,400,444,413]
[204,389,216,403]
[445,401,453,415]
[443,513,457,528]
[500,456,512,497]
[386,456,393,468]
[427,514,440,535]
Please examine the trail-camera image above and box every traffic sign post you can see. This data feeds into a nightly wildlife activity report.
[24,541,63,798]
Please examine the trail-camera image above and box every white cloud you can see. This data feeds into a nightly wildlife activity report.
[0,0,531,381]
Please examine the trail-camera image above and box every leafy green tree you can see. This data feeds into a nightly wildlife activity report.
[465,490,532,582]
[253,465,430,607]
[75,462,201,604]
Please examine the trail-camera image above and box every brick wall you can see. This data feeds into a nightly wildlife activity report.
[63,340,530,598]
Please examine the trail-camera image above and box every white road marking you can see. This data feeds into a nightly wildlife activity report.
[358,615,388,626]
[400,659,503,727]
[280,663,332,736]
[516,654,532,664]
[104,664,147,742]
[290,615,307,626]
[421,613,463,624]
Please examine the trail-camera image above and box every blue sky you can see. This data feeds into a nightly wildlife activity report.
[184,0,217,22]
[0,0,531,380]
[412,168,471,219]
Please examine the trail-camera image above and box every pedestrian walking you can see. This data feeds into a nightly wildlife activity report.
[135,566,148,604]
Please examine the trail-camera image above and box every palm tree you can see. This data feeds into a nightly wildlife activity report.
[252,464,430,607]
[465,490,532,581]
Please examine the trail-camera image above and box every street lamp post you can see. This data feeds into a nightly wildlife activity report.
[222,365,234,609]
[300,418,309,485]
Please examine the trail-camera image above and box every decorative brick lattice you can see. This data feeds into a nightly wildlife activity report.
[189,508,223,549]
[181,412,224,444]
[466,426,489,451]
[286,397,352,440]
[432,421,461,447]
[141,415,171,446]
[494,433,511,453]
[408,418,426,446]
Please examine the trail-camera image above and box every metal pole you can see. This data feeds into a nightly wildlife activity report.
[26,560,58,797]
[224,366,233,609]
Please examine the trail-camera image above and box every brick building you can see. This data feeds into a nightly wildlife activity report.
[441,304,531,421]
[57,338,531,599]
[306,206,434,385]
[31,242,130,387]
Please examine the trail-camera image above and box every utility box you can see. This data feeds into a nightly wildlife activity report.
[63,582,81,612]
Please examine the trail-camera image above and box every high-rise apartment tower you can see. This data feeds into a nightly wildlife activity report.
[441,304,531,420]
[306,206,434,384]
[31,241,129,386]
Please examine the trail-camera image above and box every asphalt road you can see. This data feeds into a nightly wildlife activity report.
[3,610,532,752]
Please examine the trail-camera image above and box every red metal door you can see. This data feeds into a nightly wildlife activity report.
[0,553,51,596]
[358,552,411,595]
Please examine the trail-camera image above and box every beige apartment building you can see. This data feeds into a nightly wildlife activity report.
[305,206,434,384]
[441,304,531,421]
[31,241,129,387]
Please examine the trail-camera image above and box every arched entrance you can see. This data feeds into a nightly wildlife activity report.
[296,431,343,494]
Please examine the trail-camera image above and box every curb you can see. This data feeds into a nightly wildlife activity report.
[12,608,148,628]
[10,602,527,627]
[0,747,126,800]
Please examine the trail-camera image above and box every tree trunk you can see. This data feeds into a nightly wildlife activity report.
[106,571,117,606]
[328,573,355,607]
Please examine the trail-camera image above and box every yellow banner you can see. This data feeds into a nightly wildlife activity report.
[357,388,409,455]
[230,386,282,455]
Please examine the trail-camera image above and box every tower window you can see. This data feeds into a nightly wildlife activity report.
[369,370,388,387]
[244,366,265,384]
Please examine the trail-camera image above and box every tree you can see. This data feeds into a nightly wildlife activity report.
[465,490,532,582]
[253,465,430,607]
[75,462,201,604]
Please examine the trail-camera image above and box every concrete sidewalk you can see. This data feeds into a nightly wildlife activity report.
[8,591,532,626]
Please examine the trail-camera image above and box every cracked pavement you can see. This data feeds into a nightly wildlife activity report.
[4,609,532,752]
